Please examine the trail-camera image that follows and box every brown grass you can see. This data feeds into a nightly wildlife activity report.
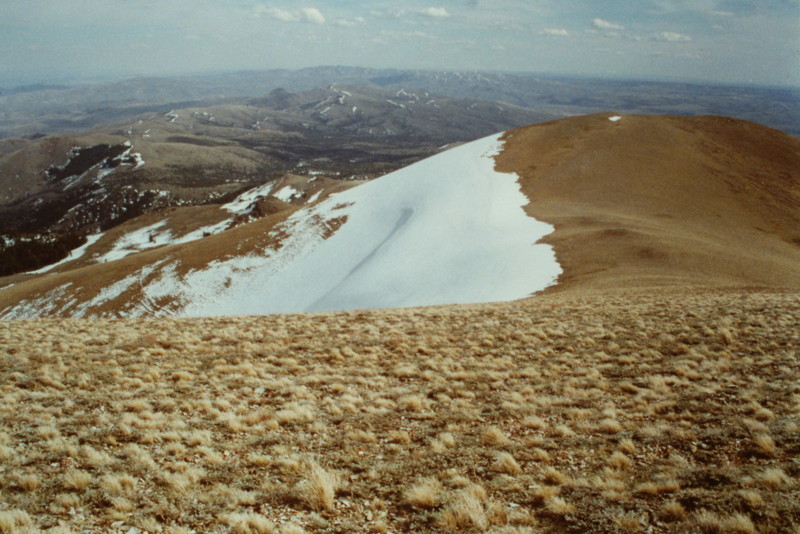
[497,114,800,292]
[0,288,798,532]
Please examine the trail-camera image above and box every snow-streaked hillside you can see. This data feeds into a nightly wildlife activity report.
[0,132,561,318]
[176,133,560,315]
[4,113,800,319]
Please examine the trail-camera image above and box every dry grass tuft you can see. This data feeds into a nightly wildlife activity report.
[295,460,341,512]
[545,496,575,516]
[437,484,498,531]
[607,451,632,470]
[221,512,275,534]
[752,433,777,457]
[542,467,568,486]
[694,510,757,534]
[482,426,510,447]
[756,467,791,488]
[598,418,623,434]
[404,478,443,508]
[0,510,33,533]
[659,501,686,522]
[493,452,522,475]
[62,470,92,491]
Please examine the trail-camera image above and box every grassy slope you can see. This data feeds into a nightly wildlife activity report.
[1,115,799,533]
[1,290,798,533]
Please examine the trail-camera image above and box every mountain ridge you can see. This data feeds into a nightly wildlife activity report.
[2,67,798,139]
[1,113,798,318]
[0,84,553,275]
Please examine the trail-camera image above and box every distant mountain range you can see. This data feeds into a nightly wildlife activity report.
[2,67,799,138]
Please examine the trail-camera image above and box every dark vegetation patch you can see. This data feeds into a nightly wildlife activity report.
[166,136,229,147]
[45,144,132,182]
[0,232,85,275]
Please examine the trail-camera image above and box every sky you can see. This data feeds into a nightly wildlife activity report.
[0,0,798,87]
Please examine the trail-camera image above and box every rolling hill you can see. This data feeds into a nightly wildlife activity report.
[1,113,798,319]
[0,83,553,216]
[3,67,798,139]
[499,113,800,291]
[0,84,555,277]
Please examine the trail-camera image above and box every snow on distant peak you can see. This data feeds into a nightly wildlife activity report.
[147,132,561,316]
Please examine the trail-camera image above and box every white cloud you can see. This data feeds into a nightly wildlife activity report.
[420,7,451,18]
[372,7,451,19]
[253,5,325,24]
[542,28,570,37]
[655,31,692,42]
[592,18,625,31]
[333,16,366,27]
[254,6,296,22]
[370,8,406,19]
[301,7,325,25]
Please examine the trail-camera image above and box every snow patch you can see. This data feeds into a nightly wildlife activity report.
[306,190,322,204]
[273,186,302,202]
[73,260,169,317]
[97,221,173,263]
[173,220,231,244]
[29,233,104,274]
[223,182,276,215]
[169,132,560,316]
[0,283,75,319]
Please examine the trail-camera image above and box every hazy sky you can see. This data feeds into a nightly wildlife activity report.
[1,0,798,87]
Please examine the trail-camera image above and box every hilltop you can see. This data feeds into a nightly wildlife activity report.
[1,288,798,533]
[500,114,800,291]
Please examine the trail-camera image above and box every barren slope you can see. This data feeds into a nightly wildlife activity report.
[497,114,800,291]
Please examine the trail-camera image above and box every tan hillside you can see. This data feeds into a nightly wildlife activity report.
[497,114,800,291]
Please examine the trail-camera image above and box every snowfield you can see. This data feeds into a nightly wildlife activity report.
[2,132,561,318]
[172,132,560,315]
